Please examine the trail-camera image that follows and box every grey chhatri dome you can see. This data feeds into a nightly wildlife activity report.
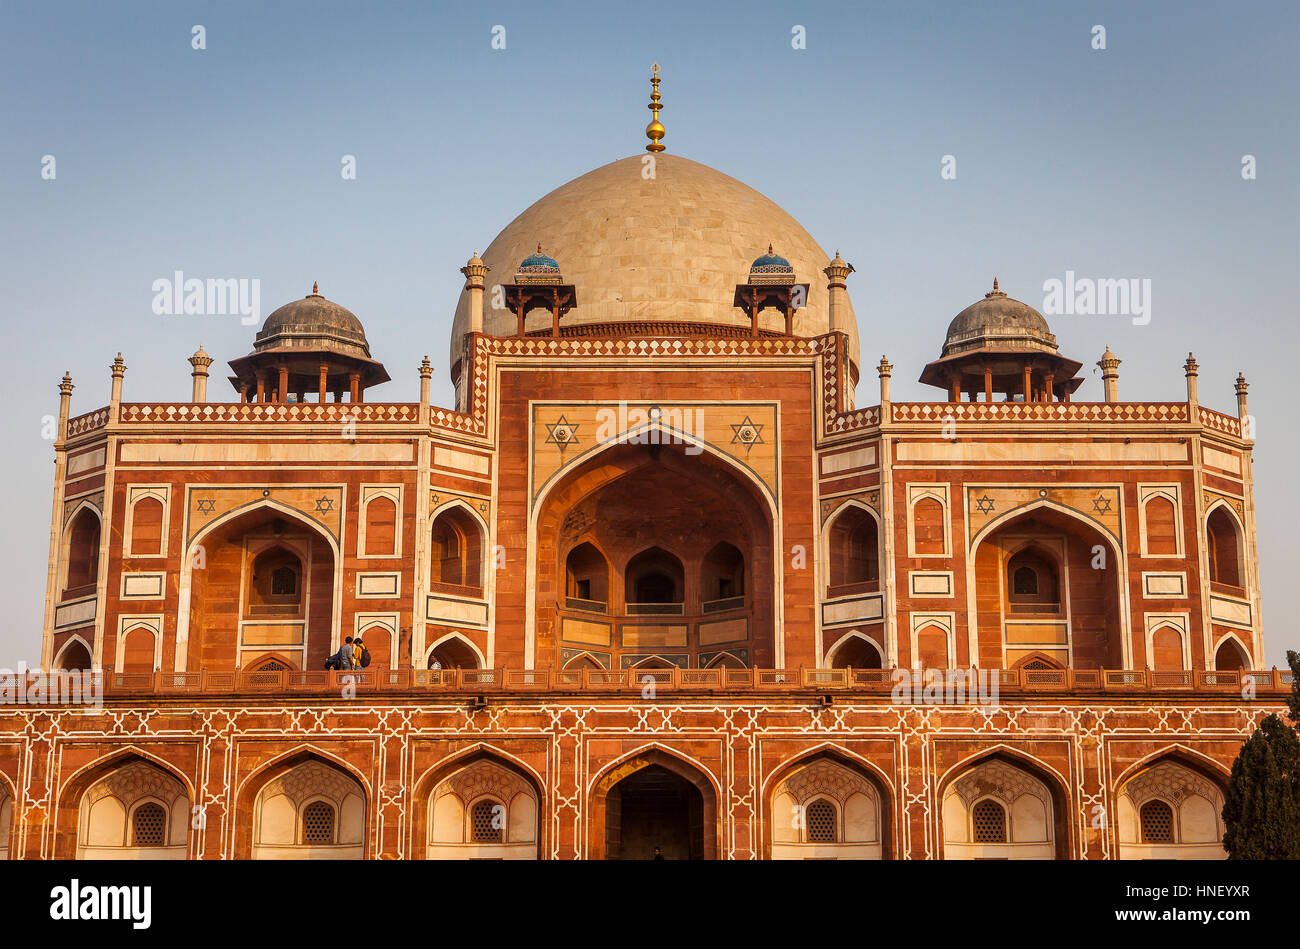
[255,283,373,359]
[941,278,1056,357]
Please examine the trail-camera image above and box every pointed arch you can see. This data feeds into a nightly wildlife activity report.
[61,501,102,595]
[629,654,676,670]
[174,498,342,673]
[763,743,897,860]
[1113,749,1230,859]
[412,745,546,860]
[825,499,882,596]
[234,745,371,860]
[529,431,783,667]
[54,747,196,860]
[967,496,1130,668]
[587,743,721,860]
[703,650,746,670]
[1212,632,1251,671]
[1110,744,1231,791]
[425,632,486,670]
[1205,501,1246,589]
[562,651,605,671]
[825,630,884,669]
[936,745,1073,860]
[53,634,94,672]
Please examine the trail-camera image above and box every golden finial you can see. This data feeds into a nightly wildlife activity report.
[645,62,666,153]
[312,281,319,295]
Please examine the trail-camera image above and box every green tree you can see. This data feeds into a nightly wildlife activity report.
[1222,713,1300,858]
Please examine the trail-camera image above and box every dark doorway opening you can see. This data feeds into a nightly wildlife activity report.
[605,765,703,860]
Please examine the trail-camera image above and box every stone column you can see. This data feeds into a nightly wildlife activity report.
[823,251,854,335]
[1097,346,1121,403]
[188,345,212,402]
[877,355,893,407]
[461,252,489,335]
[418,356,433,422]
[41,373,75,660]
[109,354,126,418]
[1184,352,1199,423]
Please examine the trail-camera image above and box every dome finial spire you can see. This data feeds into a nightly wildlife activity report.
[645,62,666,153]
[312,281,318,295]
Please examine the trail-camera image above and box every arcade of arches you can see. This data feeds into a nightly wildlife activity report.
[41,748,1230,859]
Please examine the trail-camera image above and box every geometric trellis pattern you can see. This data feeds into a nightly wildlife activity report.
[950,758,1051,808]
[263,759,361,809]
[778,758,876,806]
[83,760,187,811]
[1119,760,1222,808]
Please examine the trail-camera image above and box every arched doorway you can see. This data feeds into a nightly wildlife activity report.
[590,750,719,860]
[607,766,702,860]
[537,441,775,669]
[970,506,1124,669]
[182,505,337,672]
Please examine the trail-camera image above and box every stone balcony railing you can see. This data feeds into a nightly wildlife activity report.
[50,665,1292,702]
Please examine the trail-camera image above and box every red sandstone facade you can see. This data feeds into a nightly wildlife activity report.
[4,147,1284,861]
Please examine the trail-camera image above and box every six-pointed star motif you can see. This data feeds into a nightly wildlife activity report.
[729,416,764,454]
[544,415,580,451]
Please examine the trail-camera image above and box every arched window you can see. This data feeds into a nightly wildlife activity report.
[624,548,684,611]
[912,497,946,555]
[470,799,503,843]
[1006,548,1059,614]
[363,495,397,556]
[805,799,837,843]
[131,802,167,847]
[702,541,745,603]
[830,635,883,670]
[1139,800,1174,844]
[64,508,101,594]
[972,800,1007,843]
[1143,495,1178,556]
[246,547,303,616]
[828,507,879,593]
[428,637,481,671]
[431,508,483,591]
[1206,507,1242,589]
[1151,625,1185,671]
[129,496,164,556]
[562,653,603,671]
[56,639,92,672]
[1214,638,1248,672]
[301,801,336,845]
[565,542,609,610]
[915,624,949,669]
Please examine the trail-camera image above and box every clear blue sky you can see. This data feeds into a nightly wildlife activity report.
[2,0,1295,665]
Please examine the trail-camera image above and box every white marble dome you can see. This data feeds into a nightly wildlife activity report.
[450,153,858,371]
